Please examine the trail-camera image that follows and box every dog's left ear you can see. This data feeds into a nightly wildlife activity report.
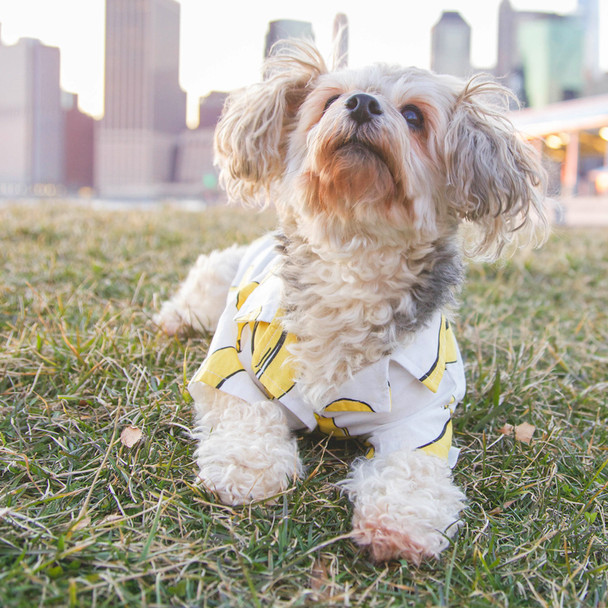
[445,77,547,259]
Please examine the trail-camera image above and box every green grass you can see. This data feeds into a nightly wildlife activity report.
[0,201,606,607]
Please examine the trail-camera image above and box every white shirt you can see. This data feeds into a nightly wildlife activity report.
[189,234,466,466]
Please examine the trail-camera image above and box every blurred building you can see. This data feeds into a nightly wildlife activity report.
[431,12,471,78]
[265,20,314,57]
[518,16,584,107]
[496,0,586,107]
[96,0,186,197]
[175,19,320,200]
[197,91,228,129]
[64,93,95,192]
[578,0,601,84]
[498,0,608,198]
[332,13,349,69]
[175,91,227,197]
[511,94,608,196]
[0,37,64,194]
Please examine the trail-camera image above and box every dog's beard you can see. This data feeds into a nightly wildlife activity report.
[301,141,411,223]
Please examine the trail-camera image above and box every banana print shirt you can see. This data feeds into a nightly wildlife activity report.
[189,235,466,466]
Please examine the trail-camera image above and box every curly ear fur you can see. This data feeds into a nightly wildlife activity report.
[445,76,547,259]
[214,41,328,205]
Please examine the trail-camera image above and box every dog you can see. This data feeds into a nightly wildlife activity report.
[156,41,546,564]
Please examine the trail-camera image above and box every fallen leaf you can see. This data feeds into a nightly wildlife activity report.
[499,424,514,436]
[310,557,329,594]
[120,426,142,448]
[488,499,517,516]
[71,515,91,531]
[514,422,536,444]
[100,513,124,526]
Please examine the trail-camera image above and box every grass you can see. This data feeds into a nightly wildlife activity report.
[0,200,606,607]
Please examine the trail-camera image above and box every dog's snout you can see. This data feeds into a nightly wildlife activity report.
[345,93,382,124]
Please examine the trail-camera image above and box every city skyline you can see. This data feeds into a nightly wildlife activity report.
[0,0,605,127]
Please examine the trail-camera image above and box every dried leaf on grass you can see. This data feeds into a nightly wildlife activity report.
[310,558,330,595]
[120,426,142,448]
[488,499,517,516]
[71,515,91,531]
[514,422,536,444]
[499,422,536,444]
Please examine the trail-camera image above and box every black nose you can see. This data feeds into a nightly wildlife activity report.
[345,93,383,124]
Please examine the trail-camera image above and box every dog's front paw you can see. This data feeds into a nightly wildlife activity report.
[193,398,302,505]
[155,244,248,336]
[154,300,189,336]
[342,449,465,564]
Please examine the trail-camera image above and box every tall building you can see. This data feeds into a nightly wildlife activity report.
[64,93,95,192]
[96,0,186,197]
[431,12,471,78]
[496,0,513,78]
[496,0,586,107]
[332,13,349,69]
[264,20,314,57]
[517,15,584,107]
[174,91,227,195]
[0,37,64,193]
[578,0,600,83]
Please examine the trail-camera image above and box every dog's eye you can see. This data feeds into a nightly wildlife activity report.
[323,95,340,113]
[401,105,424,130]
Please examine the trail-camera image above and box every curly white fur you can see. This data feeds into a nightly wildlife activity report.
[157,40,547,564]
[192,384,302,505]
[341,449,466,563]
[280,234,456,409]
[155,244,246,335]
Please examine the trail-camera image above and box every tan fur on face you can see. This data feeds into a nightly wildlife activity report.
[215,41,547,256]
[284,70,454,238]
[301,142,406,224]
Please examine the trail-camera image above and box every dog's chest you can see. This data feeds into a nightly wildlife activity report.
[279,247,418,402]
[278,232,463,404]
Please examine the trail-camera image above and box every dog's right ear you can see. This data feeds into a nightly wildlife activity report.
[214,41,327,205]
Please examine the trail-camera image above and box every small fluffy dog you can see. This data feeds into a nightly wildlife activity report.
[156,41,546,564]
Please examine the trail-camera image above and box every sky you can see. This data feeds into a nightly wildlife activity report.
[0,0,605,127]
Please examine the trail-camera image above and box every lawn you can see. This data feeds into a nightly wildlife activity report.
[0,200,606,607]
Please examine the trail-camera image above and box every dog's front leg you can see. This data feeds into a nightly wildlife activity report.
[342,448,465,564]
[155,244,247,336]
[192,384,302,505]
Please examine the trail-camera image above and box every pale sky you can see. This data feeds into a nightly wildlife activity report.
[0,0,604,127]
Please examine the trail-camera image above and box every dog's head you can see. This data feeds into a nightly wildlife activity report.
[215,41,546,258]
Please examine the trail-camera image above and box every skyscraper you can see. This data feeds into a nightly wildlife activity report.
[64,93,94,192]
[0,37,64,192]
[96,0,186,196]
[431,12,471,78]
[578,0,600,83]
[496,0,586,107]
[264,20,314,58]
[496,0,517,78]
[332,13,349,70]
